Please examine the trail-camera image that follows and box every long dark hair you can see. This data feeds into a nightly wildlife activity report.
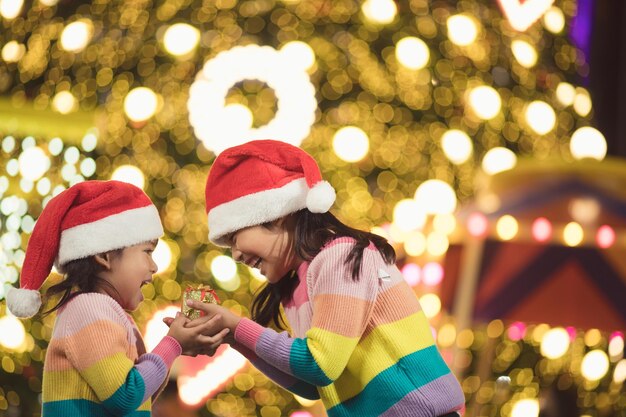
[41,250,123,316]
[250,210,395,329]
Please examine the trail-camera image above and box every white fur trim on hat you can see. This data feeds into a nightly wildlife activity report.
[6,287,41,318]
[58,204,164,265]
[306,181,336,213]
[208,178,310,246]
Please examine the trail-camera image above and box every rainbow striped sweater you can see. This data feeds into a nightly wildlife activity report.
[42,293,181,416]
[234,238,465,416]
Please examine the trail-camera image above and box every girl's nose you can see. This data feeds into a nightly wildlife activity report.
[231,247,243,263]
[149,257,158,274]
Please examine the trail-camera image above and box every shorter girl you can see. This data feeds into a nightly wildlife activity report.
[185,140,465,416]
[7,180,228,416]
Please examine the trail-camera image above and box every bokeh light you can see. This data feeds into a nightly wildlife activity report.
[52,91,77,115]
[280,41,316,71]
[111,165,146,189]
[615,360,626,384]
[163,23,200,57]
[511,399,539,417]
[433,213,456,235]
[482,147,517,175]
[531,217,552,242]
[426,232,449,256]
[395,37,430,70]
[556,82,576,106]
[467,212,488,237]
[332,126,370,162]
[414,180,457,215]
[441,129,473,164]
[18,147,50,181]
[0,0,23,20]
[124,87,159,123]
[496,215,518,241]
[563,222,584,246]
[540,327,570,359]
[596,225,615,249]
[211,255,240,291]
[422,262,444,286]
[393,198,426,232]
[419,293,441,318]
[570,127,607,160]
[573,88,593,116]
[608,333,624,360]
[525,101,556,134]
[404,231,427,256]
[1,40,25,62]
[0,315,25,350]
[581,350,610,381]
[468,86,501,119]
[543,7,565,33]
[447,15,478,46]
[511,40,538,68]
[361,0,397,24]
[153,239,173,274]
[60,20,93,52]
[401,263,421,287]
[144,306,180,351]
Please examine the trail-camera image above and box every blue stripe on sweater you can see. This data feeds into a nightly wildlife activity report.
[289,338,333,386]
[102,367,146,413]
[43,398,150,417]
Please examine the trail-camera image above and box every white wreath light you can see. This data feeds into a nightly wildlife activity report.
[188,44,317,155]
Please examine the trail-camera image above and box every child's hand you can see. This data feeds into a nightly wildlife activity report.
[184,300,242,334]
[165,312,230,356]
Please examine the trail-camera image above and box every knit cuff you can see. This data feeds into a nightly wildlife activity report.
[234,318,265,350]
[151,336,182,369]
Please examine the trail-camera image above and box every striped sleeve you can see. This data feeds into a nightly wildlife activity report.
[235,241,379,386]
[233,343,320,399]
[62,296,178,413]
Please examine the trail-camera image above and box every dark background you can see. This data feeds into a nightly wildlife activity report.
[587,0,626,157]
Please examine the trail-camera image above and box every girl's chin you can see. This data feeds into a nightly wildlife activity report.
[125,293,144,311]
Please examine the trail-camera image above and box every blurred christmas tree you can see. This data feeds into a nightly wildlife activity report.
[1,0,622,416]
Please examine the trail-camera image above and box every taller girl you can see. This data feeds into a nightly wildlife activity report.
[194,140,465,417]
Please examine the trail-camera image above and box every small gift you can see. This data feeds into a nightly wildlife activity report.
[182,285,220,320]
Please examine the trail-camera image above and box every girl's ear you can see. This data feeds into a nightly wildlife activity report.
[94,253,111,269]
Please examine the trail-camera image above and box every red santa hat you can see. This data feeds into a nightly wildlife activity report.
[205,140,336,246]
[6,180,163,318]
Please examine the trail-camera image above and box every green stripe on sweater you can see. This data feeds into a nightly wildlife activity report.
[327,345,450,417]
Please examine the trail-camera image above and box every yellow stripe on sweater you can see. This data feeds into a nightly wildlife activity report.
[43,367,152,410]
[322,310,436,407]
[80,352,135,400]
[43,368,100,402]
[306,327,360,381]
[44,366,152,412]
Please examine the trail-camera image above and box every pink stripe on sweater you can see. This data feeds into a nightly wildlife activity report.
[235,318,266,350]
[151,336,182,369]
[284,275,309,308]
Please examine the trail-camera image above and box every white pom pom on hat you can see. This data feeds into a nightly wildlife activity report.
[306,180,336,213]
[205,140,337,246]
[6,287,41,318]
[5,180,164,318]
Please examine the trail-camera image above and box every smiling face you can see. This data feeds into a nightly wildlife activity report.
[98,240,158,311]
[228,218,301,283]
